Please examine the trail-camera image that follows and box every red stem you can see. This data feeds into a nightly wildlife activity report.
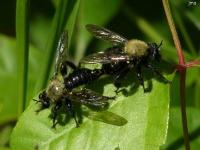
[179,70,190,150]
[162,0,190,149]
[185,60,200,67]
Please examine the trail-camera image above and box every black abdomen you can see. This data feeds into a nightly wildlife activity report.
[64,68,103,90]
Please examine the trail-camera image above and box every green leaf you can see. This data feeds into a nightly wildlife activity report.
[0,34,45,124]
[74,0,121,62]
[0,35,18,124]
[161,107,200,150]
[0,147,10,150]
[10,74,173,150]
[16,0,30,113]
[0,34,27,150]
[186,68,199,86]
[186,8,200,31]
[194,78,200,107]
[30,16,51,51]
[0,33,46,150]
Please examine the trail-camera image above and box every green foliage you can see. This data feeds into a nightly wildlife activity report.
[16,0,29,114]
[73,0,121,62]
[0,34,45,149]
[0,0,200,149]
[0,35,18,124]
[11,76,172,150]
[161,107,200,149]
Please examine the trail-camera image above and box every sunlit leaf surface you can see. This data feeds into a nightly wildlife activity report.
[11,74,172,150]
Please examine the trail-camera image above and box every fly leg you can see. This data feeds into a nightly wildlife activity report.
[33,98,50,113]
[51,101,62,128]
[113,67,131,94]
[113,74,124,94]
[64,60,77,70]
[136,66,146,92]
[65,98,79,128]
[145,63,170,83]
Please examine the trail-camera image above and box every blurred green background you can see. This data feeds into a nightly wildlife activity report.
[0,0,200,149]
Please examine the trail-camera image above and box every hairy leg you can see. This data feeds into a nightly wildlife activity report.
[65,98,79,127]
[113,66,131,94]
[51,101,62,128]
[145,63,170,83]
[136,66,145,92]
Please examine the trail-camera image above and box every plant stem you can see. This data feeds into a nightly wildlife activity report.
[173,11,196,56]
[162,0,184,65]
[162,0,190,149]
[179,69,190,150]
[16,0,29,113]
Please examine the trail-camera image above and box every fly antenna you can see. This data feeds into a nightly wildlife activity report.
[158,40,163,49]
[33,99,40,103]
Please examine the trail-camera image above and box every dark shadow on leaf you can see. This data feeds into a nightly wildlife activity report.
[114,144,121,150]
[34,144,39,150]
[47,101,122,128]
[45,61,173,128]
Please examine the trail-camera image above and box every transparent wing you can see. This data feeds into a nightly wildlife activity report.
[69,88,115,108]
[86,24,128,45]
[83,111,128,126]
[54,31,68,76]
[81,52,131,64]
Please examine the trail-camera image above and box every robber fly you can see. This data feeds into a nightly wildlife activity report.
[81,24,170,92]
[34,31,120,128]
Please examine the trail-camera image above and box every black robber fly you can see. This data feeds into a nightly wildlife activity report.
[34,31,123,128]
[81,24,170,92]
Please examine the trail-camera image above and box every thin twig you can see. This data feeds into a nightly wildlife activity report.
[162,0,190,149]
[162,0,184,65]
[179,70,190,150]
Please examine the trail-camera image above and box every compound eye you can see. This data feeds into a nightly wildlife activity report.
[39,91,46,99]
[60,62,68,76]
[39,93,43,99]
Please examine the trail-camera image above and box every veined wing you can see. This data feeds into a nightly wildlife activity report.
[86,24,128,45]
[83,111,128,126]
[54,31,68,76]
[68,88,115,108]
[81,52,132,64]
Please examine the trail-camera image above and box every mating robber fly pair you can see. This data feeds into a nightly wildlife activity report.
[34,24,170,128]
